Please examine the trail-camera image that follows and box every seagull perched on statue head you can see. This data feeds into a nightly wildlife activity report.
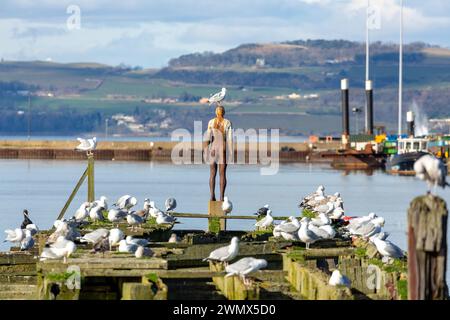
[208,87,226,106]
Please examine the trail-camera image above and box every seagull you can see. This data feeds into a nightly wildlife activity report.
[89,203,104,222]
[126,236,149,247]
[168,233,180,243]
[40,237,77,264]
[4,228,25,245]
[165,197,177,212]
[107,208,128,225]
[74,202,90,222]
[118,239,138,253]
[369,236,404,260]
[203,237,239,265]
[414,154,449,193]
[149,201,162,218]
[25,224,39,236]
[80,228,109,246]
[298,218,321,249]
[208,87,226,106]
[222,196,233,214]
[135,246,154,258]
[273,216,300,240]
[347,217,385,238]
[225,257,268,286]
[255,209,274,230]
[299,185,325,208]
[114,195,137,210]
[20,229,35,251]
[254,204,270,218]
[156,211,177,225]
[346,212,377,229]
[308,224,336,240]
[127,212,144,231]
[75,137,97,155]
[329,204,345,220]
[20,209,33,230]
[329,269,351,287]
[93,196,108,211]
[108,228,124,251]
[136,198,151,219]
[47,220,80,243]
[310,213,331,227]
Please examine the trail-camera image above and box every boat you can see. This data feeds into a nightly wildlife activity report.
[386,136,430,175]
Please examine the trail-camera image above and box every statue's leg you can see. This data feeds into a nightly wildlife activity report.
[219,162,227,201]
[210,162,217,201]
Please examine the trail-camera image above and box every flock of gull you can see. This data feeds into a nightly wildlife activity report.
[3,152,448,287]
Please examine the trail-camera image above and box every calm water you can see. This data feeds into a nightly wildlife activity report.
[1,159,449,282]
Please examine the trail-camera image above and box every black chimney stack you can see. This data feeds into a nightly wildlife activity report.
[407,111,415,137]
[341,79,350,147]
[365,80,374,135]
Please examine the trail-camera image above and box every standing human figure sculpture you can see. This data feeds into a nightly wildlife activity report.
[204,105,233,201]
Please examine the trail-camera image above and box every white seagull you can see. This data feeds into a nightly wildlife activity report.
[273,216,300,241]
[165,197,177,212]
[255,209,274,230]
[298,218,321,249]
[108,228,124,250]
[40,237,77,264]
[203,237,239,265]
[414,154,449,193]
[135,246,154,258]
[114,195,138,210]
[74,202,90,221]
[80,228,109,246]
[4,228,25,245]
[222,196,233,214]
[156,211,177,225]
[329,269,351,287]
[127,212,144,231]
[369,236,404,260]
[126,235,149,247]
[75,137,97,155]
[20,229,35,251]
[208,87,226,106]
[225,257,268,286]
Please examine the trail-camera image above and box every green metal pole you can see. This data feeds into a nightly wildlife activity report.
[87,154,95,203]
[56,167,88,221]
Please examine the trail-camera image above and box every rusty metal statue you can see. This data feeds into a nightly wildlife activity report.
[204,105,233,201]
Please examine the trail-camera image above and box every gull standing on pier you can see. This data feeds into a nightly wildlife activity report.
[298,218,321,249]
[126,236,149,247]
[414,154,449,193]
[93,196,108,211]
[225,257,268,286]
[308,224,336,240]
[74,202,90,222]
[4,228,24,245]
[203,237,239,265]
[310,213,331,227]
[136,198,151,219]
[149,201,161,218]
[329,269,351,287]
[107,208,128,225]
[89,202,104,221]
[165,197,177,212]
[255,209,274,230]
[222,196,233,214]
[273,216,300,241]
[75,137,97,155]
[127,212,144,231]
[155,211,177,225]
[40,237,77,264]
[118,239,138,253]
[80,228,109,246]
[369,236,404,260]
[347,216,385,238]
[299,185,325,208]
[114,195,138,211]
[208,87,226,106]
[108,228,124,251]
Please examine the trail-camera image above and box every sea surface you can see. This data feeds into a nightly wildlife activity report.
[0,159,448,283]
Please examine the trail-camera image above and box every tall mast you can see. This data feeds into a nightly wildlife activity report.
[365,0,370,132]
[398,0,403,136]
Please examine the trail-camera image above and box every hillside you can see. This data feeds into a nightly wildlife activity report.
[1,39,450,136]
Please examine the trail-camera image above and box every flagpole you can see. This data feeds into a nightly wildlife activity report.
[398,0,403,136]
[365,0,370,132]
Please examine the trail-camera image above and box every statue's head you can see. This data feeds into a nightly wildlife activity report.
[215,105,225,118]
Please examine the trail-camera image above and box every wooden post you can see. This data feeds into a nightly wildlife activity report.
[56,167,88,221]
[407,195,448,300]
[87,154,95,203]
[208,201,226,233]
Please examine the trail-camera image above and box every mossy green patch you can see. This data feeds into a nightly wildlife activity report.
[302,209,316,219]
[397,279,408,300]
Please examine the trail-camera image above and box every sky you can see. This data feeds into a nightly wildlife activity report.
[0,0,449,67]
